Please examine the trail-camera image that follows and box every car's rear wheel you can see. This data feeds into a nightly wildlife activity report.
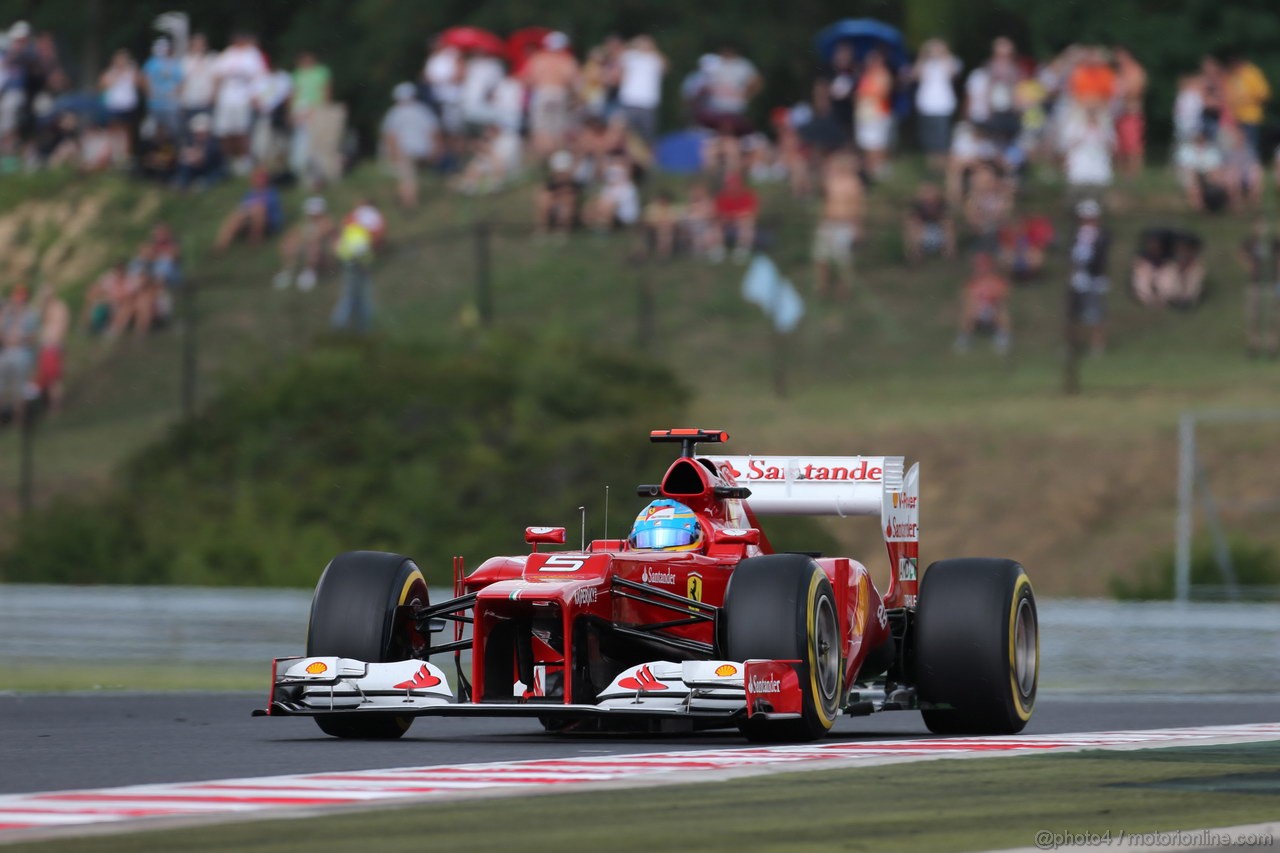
[723,554,842,742]
[914,558,1038,735]
[305,551,429,739]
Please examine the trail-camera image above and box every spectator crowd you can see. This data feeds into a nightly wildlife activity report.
[0,14,1277,424]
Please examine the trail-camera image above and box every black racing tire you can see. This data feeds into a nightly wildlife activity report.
[305,551,429,739]
[723,554,843,742]
[914,558,1038,735]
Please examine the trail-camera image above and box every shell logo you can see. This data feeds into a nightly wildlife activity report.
[305,661,329,675]
[714,664,738,677]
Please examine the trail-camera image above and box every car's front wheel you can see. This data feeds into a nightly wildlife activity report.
[305,551,429,739]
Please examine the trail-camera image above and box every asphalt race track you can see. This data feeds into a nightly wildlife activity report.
[1,692,1277,796]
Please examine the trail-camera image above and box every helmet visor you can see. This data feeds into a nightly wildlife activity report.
[631,527,698,550]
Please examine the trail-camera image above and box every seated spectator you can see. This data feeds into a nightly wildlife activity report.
[998,214,1054,281]
[1220,123,1263,210]
[1176,132,1229,212]
[81,262,129,335]
[136,121,179,183]
[114,245,167,336]
[33,284,69,411]
[771,107,812,197]
[174,113,224,189]
[1132,228,1205,309]
[0,284,38,420]
[903,182,955,264]
[381,82,442,210]
[945,121,998,205]
[586,156,641,232]
[214,169,284,251]
[453,125,522,195]
[344,197,387,248]
[274,196,336,291]
[643,191,682,259]
[573,114,627,184]
[962,163,1011,250]
[709,172,758,263]
[684,182,718,258]
[955,252,1012,354]
[536,150,583,238]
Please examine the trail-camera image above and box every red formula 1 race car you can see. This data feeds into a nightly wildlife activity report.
[257,429,1039,741]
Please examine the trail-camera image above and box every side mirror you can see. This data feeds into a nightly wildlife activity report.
[525,526,567,547]
[713,528,760,545]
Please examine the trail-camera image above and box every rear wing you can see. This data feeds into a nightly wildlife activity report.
[702,455,920,608]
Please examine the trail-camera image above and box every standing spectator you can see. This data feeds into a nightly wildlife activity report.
[380,82,441,210]
[617,35,666,145]
[459,46,505,131]
[179,33,218,129]
[1221,123,1263,210]
[274,196,335,291]
[955,252,1012,354]
[142,38,183,137]
[289,51,331,183]
[962,163,1010,250]
[1173,74,1204,144]
[983,37,1022,141]
[33,284,68,411]
[812,150,862,298]
[423,36,462,140]
[214,168,283,250]
[1066,199,1111,357]
[910,39,961,171]
[710,171,758,263]
[1199,56,1226,141]
[211,33,268,173]
[1226,54,1270,157]
[1063,108,1115,201]
[1068,48,1116,115]
[1175,131,1228,212]
[100,49,141,164]
[0,284,37,419]
[1112,46,1146,177]
[814,42,857,146]
[521,32,580,157]
[0,22,37,155]
[700,44,760,130]
[331,220,375,333]
[855,49,894,176]
[1239,218,1279,358]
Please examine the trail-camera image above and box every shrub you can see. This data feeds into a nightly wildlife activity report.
[1110,537,1280,600]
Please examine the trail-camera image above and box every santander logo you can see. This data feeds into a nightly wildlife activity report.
[718,459,883,483]
[749,674,782,694]
[619,665,668,692]
[393,665,442,691]
[642,567,677,586]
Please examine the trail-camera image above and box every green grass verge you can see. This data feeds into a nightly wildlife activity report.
[10,742,1280,852]
[0,664,264,693]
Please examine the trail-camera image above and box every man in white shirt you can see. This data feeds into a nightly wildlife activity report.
[180,33,218,132]
[212,33,268,167]
[703,45,760,121]
[381,82,441,209]
[618,35,666,144]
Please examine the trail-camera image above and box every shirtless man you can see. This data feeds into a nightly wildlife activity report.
[521,32,580,157]
[812,150,863,299]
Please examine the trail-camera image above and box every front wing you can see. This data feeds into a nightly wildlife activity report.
[255,656,806,723]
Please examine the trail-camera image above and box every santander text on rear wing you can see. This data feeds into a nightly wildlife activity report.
[703,455,921,608]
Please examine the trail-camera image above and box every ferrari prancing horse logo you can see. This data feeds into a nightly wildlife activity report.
[687,573,703,602]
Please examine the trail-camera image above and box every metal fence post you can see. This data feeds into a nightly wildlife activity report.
[181,276,197,418]
[18,408,34,515]
[473,222,493,327]
[1175,412,1195,603]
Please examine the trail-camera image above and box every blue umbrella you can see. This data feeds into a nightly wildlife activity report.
[815,18,908,69]
[655,129,711,174]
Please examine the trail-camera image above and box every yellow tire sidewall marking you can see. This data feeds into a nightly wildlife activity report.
[1007,572,1037,721]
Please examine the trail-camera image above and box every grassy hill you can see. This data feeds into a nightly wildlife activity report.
[0,160,1277,596]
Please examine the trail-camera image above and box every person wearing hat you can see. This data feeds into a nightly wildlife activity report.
[274,196,335,291]
[1066,198,1111,358]
[174,112,224,189]
[381,81,441,209]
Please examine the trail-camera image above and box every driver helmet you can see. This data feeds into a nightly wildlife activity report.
[629,499,704,552]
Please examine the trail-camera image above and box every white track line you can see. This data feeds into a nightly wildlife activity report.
[1,722,1277,844]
